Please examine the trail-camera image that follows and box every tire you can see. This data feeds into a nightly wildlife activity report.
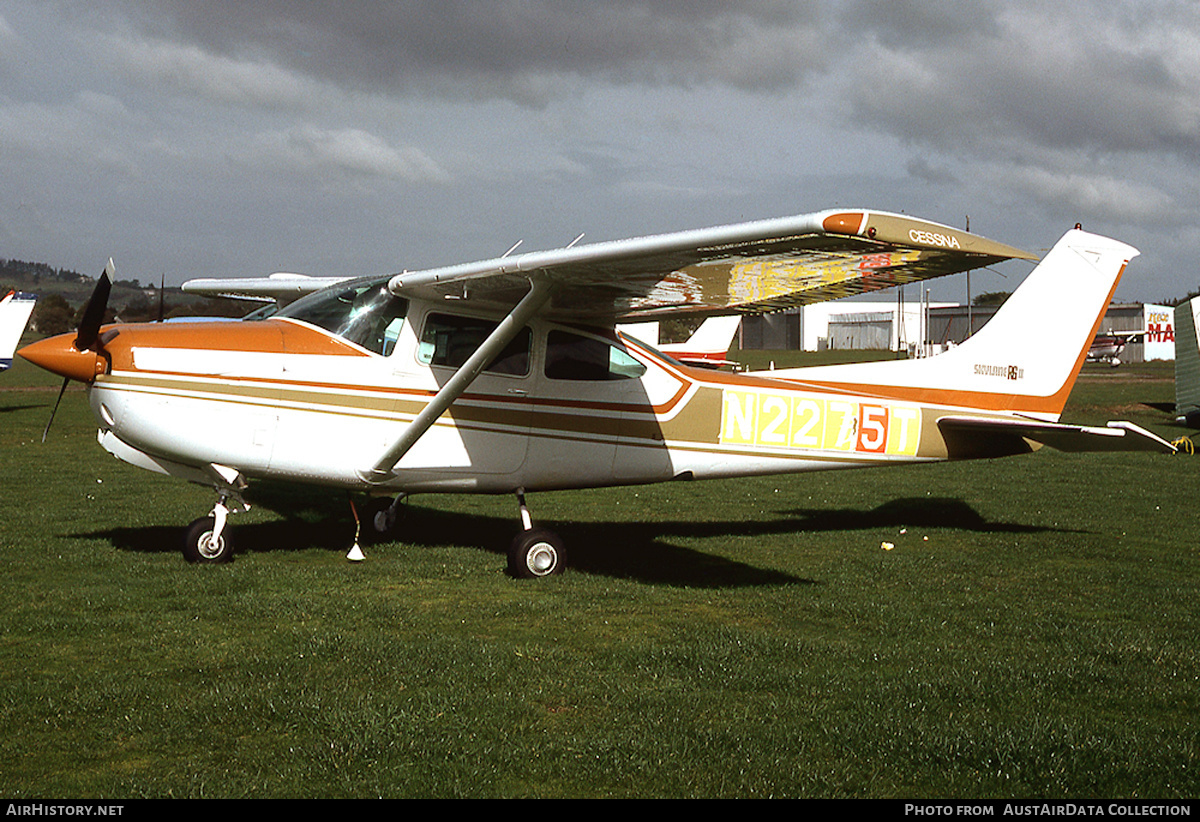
[507,529,566,578]
[183,516,235,564]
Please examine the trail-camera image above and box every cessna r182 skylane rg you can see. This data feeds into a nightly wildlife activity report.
[18,209,1176,577]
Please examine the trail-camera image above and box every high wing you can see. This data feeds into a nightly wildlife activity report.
[360,209,1035,481]
[182,273,352,305]
[386,209,1037,320]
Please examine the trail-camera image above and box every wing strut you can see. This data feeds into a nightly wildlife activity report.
[359,276,555,483]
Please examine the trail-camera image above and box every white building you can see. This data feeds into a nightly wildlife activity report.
[740,300,1177,362]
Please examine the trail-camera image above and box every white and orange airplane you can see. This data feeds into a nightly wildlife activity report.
[1,289,37,372]
[18,209,1175,576]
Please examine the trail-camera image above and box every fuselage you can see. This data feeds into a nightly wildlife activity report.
[66,293,1016,497]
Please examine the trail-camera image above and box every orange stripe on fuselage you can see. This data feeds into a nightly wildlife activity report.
[99,318,373,373]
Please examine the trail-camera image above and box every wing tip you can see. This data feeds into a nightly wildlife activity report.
[821,211,871,236]
[821,209,1038,262]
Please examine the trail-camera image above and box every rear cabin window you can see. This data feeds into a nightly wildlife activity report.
[276,280,408,356]
[417,313,532,376]
[545,330,647,381]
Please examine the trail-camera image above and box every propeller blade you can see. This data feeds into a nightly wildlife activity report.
[41,376,69,443]
[75,259,115,351]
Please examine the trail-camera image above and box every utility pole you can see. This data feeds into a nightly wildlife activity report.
[966,215,973,339]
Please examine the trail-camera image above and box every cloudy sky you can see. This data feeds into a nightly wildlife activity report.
[1,1,1198,305]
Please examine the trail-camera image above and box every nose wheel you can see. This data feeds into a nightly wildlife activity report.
[183,515,235,563]
[507,490,566,578]
[182,491,245,564]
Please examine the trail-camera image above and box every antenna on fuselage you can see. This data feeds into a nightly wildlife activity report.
[347,497,365,562]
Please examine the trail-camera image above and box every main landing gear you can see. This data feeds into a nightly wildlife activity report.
[507,490,566,579]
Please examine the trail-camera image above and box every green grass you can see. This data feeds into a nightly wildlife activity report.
[1,351,1197,798]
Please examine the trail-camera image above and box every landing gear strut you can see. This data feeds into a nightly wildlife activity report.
[507,490,566,578]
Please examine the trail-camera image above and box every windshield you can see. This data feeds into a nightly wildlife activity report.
[277,277,409,355]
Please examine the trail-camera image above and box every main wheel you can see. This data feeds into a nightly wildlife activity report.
[508,529,566,578]
[183,516,235,564]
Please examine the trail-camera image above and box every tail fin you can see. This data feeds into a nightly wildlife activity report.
[1174,297,1200,426]
[659,315,742,368]
[768,228,1137,420]
[0,291,37,372]
[619,315,743,368]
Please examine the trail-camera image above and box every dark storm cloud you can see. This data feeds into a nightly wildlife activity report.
[118,0,832,102]
[839,0,1200,160]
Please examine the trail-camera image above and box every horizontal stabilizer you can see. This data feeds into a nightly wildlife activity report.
[938,416,1176,459]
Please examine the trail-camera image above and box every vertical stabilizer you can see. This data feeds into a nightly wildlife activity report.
[0,291,37,371]
[764,228,1138,420]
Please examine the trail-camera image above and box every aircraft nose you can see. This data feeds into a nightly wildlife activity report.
[18,333,106,383]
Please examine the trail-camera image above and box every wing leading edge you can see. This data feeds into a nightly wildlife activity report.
[387,209,1038,321]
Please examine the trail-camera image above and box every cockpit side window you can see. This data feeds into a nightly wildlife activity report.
[417,313,531,376]
[276,280,408,356]
[545,330,647,381]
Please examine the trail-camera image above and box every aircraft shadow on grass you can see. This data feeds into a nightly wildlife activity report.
[72,491,1075,589]
[0,403,46,415]
[779,497,1081,535]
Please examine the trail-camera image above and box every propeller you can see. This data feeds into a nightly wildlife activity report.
[75,261,114,351]
[41,260,116,442]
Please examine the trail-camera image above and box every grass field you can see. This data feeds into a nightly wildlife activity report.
[1,348,1197,798]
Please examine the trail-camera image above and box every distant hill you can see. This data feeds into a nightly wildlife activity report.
[1,257,257,337]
